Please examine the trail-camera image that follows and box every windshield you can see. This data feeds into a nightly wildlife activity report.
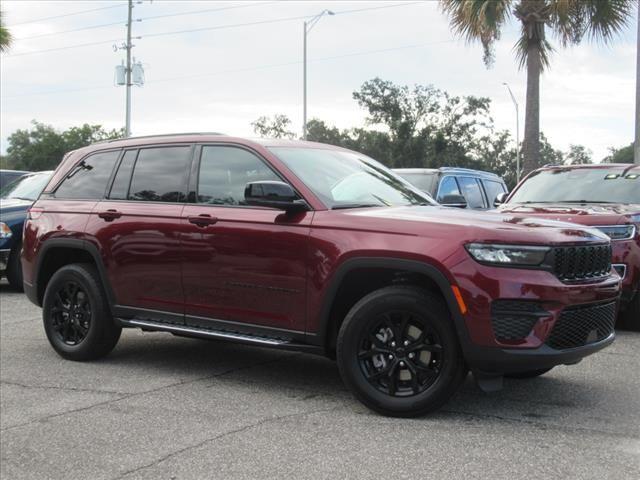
[269,147,435,209]
[509,168,640,204]
[394,171,438,195]
[0,172,52,201]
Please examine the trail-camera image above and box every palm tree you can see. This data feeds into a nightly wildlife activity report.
[440,0,634,174]
[0,10,12,53]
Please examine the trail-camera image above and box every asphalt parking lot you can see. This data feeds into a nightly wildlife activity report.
[1,281,639,480]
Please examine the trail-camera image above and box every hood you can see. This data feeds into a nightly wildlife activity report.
[339,205,610,246]
[498,202,640,227]
[0,198,33,218]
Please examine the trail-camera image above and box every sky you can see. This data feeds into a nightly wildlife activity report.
[1,0,637,161]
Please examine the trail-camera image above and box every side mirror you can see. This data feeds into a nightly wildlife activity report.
[439,194,468,209]
[244,181,308,213]
[494,192,508,207]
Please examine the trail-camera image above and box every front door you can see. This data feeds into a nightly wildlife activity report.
[181,145,312,333]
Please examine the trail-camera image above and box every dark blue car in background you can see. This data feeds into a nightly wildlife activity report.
[0,171,53,290]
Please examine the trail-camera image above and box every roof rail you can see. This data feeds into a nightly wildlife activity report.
[438,167,500,177]
[98,132,226,144]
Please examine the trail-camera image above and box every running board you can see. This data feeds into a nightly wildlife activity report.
[118,318,322,353]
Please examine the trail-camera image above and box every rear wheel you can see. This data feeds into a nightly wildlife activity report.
[337,286,467,417]
[505,367,553,379]
[43,263,121,361]
[6,244,24,291]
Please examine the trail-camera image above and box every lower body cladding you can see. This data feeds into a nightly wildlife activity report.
[450,260,621,390]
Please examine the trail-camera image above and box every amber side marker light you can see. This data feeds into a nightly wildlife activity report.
[451,285,468,315]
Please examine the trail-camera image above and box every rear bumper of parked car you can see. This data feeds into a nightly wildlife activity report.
[448,258,621,375]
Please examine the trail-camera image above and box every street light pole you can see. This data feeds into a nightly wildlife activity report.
[125,0,133,138]
[503,82,520,183]
[635,0,639,164]
[302,10,334,140]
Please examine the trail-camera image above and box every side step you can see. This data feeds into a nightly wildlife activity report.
[118,318,321,354]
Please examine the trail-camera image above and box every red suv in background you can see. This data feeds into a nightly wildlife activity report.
[497,164,639,329]
[22,134,621,417]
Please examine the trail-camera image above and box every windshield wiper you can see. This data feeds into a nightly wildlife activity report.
[560,200,615,204]
[332,203,383,210]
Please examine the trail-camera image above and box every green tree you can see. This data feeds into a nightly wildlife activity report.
[565,144,593,164]
[440,0,633,174]
[603,142,634,163]
[0,10,11,53]
[6,121,124,171]
[251,114,295,139]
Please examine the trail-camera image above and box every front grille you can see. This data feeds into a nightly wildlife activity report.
[491,300,548,341]
[551,244,611,282]
[546,301,616,350]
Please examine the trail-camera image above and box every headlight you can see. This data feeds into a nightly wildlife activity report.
[465,243,549,266]
[0,222,13,239]
[595,225,636,241]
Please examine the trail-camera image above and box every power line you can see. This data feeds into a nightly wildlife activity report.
[15,2,276,41]
[1,39,453,99]
[3,1,424,58]
[6,3,126,27]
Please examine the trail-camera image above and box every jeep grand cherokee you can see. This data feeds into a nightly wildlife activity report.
[22,134,621,417]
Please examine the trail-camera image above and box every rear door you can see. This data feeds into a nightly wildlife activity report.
[85,145,193,319]
[180,144,312,333]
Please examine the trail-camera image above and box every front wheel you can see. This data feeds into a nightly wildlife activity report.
[336,286,467,417]
[43,263,121,361]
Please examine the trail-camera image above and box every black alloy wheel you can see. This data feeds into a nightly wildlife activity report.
[50,281,92,346]
[358,311,443,397]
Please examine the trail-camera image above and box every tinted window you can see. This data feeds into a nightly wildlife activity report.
[436,176,461,201]
[55,150,120,199]
[483,179,507,205]
[128,147,191,202]
[197,146,280,205]
[0,172,52,201]
[109,150,137,200]
[457,177,486,209]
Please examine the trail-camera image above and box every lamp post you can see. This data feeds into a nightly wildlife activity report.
[503,82,521,183]
[303,9,334,140]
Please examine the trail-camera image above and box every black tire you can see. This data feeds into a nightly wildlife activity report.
[336,286,467,417]
[505,367,553,379]
[6,244,24,291]
[43,263,121,361]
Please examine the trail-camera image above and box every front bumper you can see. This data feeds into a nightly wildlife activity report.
[0,249,10,273]
[448,256,621,375]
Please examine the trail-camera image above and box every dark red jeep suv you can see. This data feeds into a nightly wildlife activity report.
[497,164,639,330]
[22,134,621,417]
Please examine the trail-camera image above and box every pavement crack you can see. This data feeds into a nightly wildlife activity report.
[0,353,299,433]
[112,405,343,480]
[0,380,124,395]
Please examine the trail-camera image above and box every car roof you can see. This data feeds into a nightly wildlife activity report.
[73,134,350,156]
[394,167,503,180]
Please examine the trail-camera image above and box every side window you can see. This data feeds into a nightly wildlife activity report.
[482,179,507,206]
[109,150,137,200]
[436,176,461,201]
[55,150,120,199]
[197,146,281,205]
[128,146,191,202]
[457,177,486,209]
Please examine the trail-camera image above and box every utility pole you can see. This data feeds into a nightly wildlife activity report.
[635,0,639,164]
[125,0,133,138]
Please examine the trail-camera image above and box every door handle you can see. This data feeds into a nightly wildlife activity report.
[188,214,218,227]
[98,209,122,221]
